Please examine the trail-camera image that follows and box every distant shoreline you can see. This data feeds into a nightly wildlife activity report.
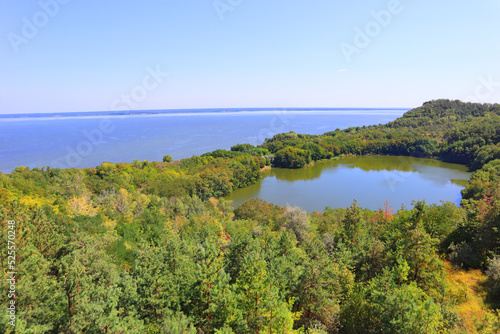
[0,107,408,120]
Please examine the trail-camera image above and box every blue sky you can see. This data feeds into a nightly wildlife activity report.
[1,0,499,113]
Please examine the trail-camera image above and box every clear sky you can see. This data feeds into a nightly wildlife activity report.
[1,0,499,113]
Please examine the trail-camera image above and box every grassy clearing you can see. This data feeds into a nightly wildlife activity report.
[444,260,499,333]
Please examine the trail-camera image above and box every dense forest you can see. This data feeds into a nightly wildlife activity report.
[262,100,500,170]
[1,99,500,333]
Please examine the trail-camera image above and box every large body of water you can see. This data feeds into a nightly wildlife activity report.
[0,109,405,173]
[224,156,471,211]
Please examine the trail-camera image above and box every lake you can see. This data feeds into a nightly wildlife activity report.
[0,109,405,173]
[224,156,472,211]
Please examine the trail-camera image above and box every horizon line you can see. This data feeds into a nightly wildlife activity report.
[0,107,411,118]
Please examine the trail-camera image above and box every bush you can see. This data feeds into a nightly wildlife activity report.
[234,198,283,226]
[273,147,311,168]
[487,257,500,282]
[448,241,481,268]
[282,205,310,243]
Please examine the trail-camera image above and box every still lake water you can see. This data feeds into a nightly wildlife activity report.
[0,109,405,173]
[224,156,472,211]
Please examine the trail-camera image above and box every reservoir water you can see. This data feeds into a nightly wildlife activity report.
[224,156,471,211]
[0,109,405,173]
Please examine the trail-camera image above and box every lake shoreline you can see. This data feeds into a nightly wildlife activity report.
[229,155,472,212]
[261,153,471,174]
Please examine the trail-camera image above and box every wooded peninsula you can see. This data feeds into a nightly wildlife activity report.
[1,99,500,333]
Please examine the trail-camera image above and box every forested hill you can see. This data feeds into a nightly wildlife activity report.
[388,99,500,128]
[1,100,500,333]
[260,99,500,169]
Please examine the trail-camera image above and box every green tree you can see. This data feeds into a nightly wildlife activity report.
[235,257,299,333]
[188,241,242,331]
[295,238,354,332]
[341,272,444,334]
[56,232,145,333]
[273,147,311,168]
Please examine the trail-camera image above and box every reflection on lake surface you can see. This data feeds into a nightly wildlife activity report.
[224,156,472,212]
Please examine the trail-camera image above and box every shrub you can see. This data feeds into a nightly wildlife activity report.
[273,147,311,168]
